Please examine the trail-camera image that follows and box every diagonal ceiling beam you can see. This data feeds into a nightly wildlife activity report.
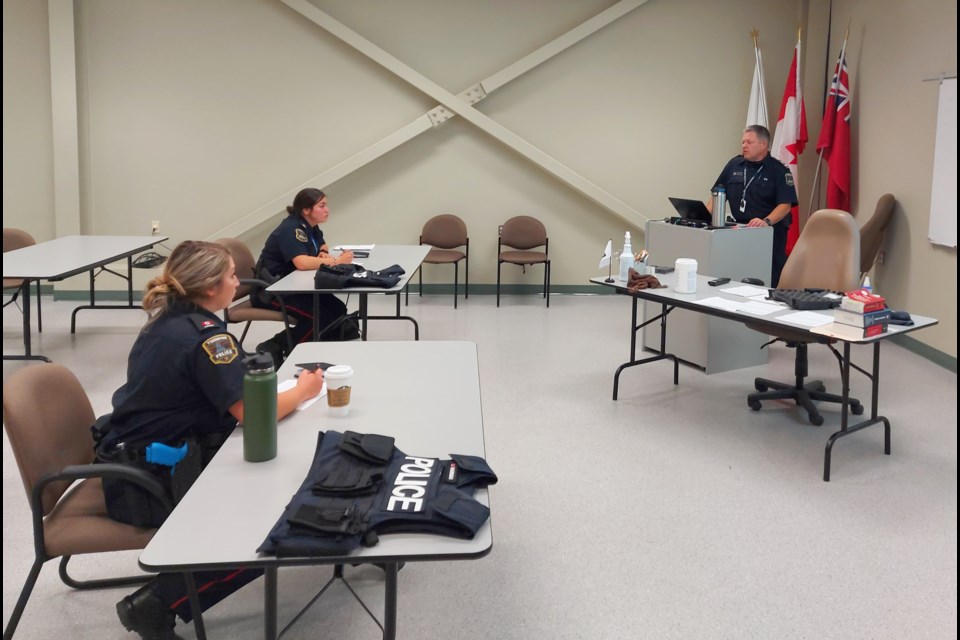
[209,0,648,239]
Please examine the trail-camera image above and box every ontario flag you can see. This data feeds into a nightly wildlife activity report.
[816,35,852,212]
[771,36,808,254]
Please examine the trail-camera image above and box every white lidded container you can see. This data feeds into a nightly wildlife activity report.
[674,258,698,293]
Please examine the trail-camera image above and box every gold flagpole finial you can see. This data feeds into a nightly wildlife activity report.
[797,25,802,43]
[750,28,760,45]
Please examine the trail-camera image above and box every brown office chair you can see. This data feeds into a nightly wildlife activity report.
[859,193,896,278]
[3,228,43,333]
[497,216,550,308]
[215,238,295,352]
[747,209,864,426]
[406,214,469,308]
[2,364,171,639]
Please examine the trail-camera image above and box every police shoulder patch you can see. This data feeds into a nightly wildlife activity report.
[784,173,795,187]
[295,228,308,243]
[201,333,239,365]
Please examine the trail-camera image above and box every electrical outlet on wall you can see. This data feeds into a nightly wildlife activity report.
[498,225,503,236]
[151,220,160,236]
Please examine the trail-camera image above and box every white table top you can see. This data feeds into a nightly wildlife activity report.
[591,274,938,343]
[266,244,429,294]
[2,235,167,279]
[140,340,490,571]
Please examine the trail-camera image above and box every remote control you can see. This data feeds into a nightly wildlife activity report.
[708,277,731,287]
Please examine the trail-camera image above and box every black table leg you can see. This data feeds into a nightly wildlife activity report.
[184,573,207,640]
[265,567,278,640]
[824,341,889,481]
[383,562,398,640]
[613,298,678,400]
[3,279,50,362]
[71,257,145,332]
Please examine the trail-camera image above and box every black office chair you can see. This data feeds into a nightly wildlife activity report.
[747,209,864,426]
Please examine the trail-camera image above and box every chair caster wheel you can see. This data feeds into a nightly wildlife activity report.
[814,382,826,392]
[851,403,865,415]
[808,413,824,426]
[755,382,768,392]
[748,399,762,411]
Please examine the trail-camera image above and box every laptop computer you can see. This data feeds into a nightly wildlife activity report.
[668,197,713,225]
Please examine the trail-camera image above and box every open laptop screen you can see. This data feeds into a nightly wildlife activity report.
[667,197,713,224]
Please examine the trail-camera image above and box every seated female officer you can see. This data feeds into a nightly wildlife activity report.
[253,187,359,364]
[96,240,323,640]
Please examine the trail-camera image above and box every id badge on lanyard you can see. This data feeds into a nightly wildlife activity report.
[741,166,762,214]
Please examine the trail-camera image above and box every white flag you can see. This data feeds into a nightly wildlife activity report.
[746,43,768,128]
[598,240,612,269]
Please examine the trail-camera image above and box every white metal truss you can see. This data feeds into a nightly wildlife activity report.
[209,0,651,240]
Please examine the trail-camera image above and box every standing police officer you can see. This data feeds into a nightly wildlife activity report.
[707,124,798,287]
[96,240,323,640]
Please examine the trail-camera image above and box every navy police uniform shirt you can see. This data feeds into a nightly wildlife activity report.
[259,214,324,279]
[106,301,245,450]
[713,154,798,226]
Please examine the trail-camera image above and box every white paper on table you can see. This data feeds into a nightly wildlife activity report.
[746,293,781,304]
[277,379,327,411]
[334,244,375,252]
[721,285,769,298]
[736,301,783,316]
[777,311,834,327]
[695,296,743,312]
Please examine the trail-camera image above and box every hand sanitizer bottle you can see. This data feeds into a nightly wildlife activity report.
[619,232,633,282]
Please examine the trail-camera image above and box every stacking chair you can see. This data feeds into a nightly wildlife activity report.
[407,214,469,308]
[215,238,295,352]
[3,228,42,332]
[2,364,171,639]
[497,216,550,308]
[859,193,896,279]
[747,209,864,426]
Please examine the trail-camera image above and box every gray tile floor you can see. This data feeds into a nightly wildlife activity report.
[3,292,957,639]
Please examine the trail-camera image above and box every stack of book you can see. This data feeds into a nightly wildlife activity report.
[833,290,889,337]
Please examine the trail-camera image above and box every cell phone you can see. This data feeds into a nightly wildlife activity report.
[708,277,731,287]
[295,362,333,372]
[654,266,675,274]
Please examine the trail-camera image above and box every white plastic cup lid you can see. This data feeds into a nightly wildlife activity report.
[324,365,353,380]
[675,258,697,269]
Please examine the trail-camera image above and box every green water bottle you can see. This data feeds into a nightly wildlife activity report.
[243,352,277,462]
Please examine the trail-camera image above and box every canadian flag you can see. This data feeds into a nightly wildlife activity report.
[771,37,808,254]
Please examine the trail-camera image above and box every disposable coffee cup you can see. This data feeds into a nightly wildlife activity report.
[324,365,354,416]
[674,258,698,294]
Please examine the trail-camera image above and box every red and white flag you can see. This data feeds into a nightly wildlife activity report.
[816,35,852,212]
[771,36,808,253]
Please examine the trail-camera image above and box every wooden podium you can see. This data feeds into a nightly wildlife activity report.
[642,221,773,374]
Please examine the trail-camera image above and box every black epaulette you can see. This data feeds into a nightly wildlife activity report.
[186,313,223,333]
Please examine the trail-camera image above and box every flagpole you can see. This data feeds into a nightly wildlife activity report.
[808,150,824,214]
[605,238,614,283]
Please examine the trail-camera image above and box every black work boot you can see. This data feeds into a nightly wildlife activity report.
[116,585,183,640]
[255,334,286,369]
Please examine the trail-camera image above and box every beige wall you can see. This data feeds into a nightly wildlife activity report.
[2,0,56,238]
[3,0,955,356]
[811,0,957,356]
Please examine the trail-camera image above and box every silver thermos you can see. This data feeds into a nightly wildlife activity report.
[711,187,726,228]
